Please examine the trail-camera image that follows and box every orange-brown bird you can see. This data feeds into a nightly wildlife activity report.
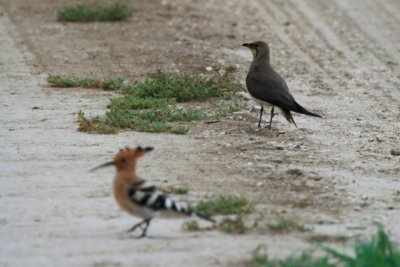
[91,146,214,238]
[242,41,321,128]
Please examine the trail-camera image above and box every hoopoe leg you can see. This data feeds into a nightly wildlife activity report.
[139,219,151,238]
[258,105,264,128]
[127,220,147,233]
[267,106,274,129]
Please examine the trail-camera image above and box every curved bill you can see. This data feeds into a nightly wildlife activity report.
[89,161,115,172]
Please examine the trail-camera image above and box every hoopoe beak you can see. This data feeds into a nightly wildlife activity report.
[89,161,115,172]
[136,146,154,153]
[242,43,252,48]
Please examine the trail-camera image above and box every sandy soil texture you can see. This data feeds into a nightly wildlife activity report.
[0,0,399,266]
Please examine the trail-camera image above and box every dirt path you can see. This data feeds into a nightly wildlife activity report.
[1,1,399,266]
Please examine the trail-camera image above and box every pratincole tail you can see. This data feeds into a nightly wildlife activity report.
[293,101,322,118]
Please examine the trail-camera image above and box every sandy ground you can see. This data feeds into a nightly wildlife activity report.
[0,0,399,266]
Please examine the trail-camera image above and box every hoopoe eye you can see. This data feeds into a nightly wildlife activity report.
[121,158,127,163]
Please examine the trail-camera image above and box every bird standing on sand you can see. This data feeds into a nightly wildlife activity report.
[91,146,214,238]
[242,41,321,128]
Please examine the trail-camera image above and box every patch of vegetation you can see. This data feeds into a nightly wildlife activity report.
[212,99,247,120]
[218,215,247,234]
[122,68,243,102]
[162,186,189,195]
[323,226,400,267]
[252,246,333,267]
[266,218,310,233]
[50,68,245,134]
[57,3,134,22]
[48,75,77,88]
[182,220,200,231]
[193,195,253,217]
[77,111,117,134]
[251,227,400,267]
[48,75,123,90]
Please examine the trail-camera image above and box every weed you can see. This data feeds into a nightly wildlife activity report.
[57,3,134,22]
[48,75,124,90]
[251,227,400,267]
[170,125,189,134]
[79,77,99,88]
[267,218,310,233]
[252,246,333,267]
[213,99,247,120]
[124,69,243,102]
[50,68,245,134]
[48,75,77,87]
[182,220,200,231]
[193,195,253,217]
[323,226,400,267]
[218,216,247,234]
[100,77,125,90]
[77,111,117,134]
[108,97,175,110]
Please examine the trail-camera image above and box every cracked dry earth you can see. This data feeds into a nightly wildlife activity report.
[0,1,399,267]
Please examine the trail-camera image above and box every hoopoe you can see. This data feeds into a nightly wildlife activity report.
[90,146,215,238]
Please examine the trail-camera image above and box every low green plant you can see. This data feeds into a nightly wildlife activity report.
[182,220,200,231]
[77,111,117,134]
[213,100,247,120]
[193,195,253,217]
[252,246,333,267]
[267,218,310,233]
[251,227,400,267]
[123,68,242,102]
[57,3,134,22]
[48,75,77,87]
[48,75,124,90]
[78,77,98,88]
[50,68,245,134]
[323,226,400,267]
[218,215,247,234]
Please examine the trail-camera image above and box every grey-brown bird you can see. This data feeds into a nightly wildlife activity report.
[242,41,321,128]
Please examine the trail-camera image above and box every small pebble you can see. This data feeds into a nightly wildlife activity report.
[390,149,400,156]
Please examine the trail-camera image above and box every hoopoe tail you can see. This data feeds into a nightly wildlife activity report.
[171,201,215,223]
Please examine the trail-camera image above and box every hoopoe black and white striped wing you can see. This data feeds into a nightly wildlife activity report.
[128,186,214,222]
[128,186,188,214]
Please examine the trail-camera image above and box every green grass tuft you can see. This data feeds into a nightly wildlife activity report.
[252,246,333,267]
[213,100,247,120]
[48,75,124,90]
[100,77,125,90]
[48,75,77,87]
[57,3,134,22]
[267,218,310,233]
[193,195,253,217]
[182,220,200,231]
[323,226,400,267]
[124,69,242,102]
[50,68,245,134]
[77,111,117,134]
[251,227,400,267]
[78,77,99,88]
[218,216,247,234]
